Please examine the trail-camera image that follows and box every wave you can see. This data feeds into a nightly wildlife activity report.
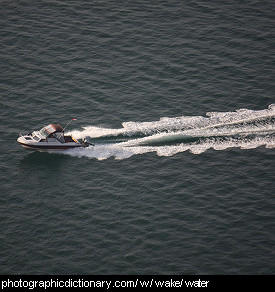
[64,104,275,160]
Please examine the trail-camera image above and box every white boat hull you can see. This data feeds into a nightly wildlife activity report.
[17,137,86,151]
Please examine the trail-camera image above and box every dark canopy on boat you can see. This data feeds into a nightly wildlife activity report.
[49,124,64,133]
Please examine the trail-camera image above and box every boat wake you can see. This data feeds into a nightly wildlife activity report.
[64,105,275,160]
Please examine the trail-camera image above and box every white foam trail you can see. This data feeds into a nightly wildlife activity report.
[64,144,134,160]
[62,105,275,160]
[63,135,274,159]
[119,124,275,147]
[68,104,275,140]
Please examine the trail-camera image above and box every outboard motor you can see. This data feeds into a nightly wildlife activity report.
[83,138,94,147]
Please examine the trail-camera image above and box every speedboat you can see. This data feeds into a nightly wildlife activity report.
[17,123,92,151]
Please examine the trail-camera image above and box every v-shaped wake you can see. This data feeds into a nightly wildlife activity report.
[64,105,275,160]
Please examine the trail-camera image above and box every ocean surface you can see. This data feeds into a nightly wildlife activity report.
[1,0,274,275]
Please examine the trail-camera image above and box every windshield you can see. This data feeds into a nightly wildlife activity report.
[39,128,49,138]
[52,132,65,143]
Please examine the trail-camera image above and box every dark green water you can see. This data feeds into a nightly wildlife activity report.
[0,0,274,274]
